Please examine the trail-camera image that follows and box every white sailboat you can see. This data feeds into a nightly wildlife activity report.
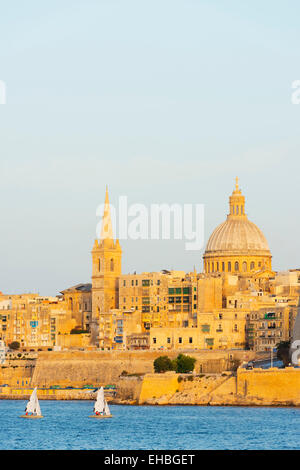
[89,386,112,418]
[20,387,43,419]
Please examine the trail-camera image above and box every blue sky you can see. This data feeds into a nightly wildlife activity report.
[1,0,300,295]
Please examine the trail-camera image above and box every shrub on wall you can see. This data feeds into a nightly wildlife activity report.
[154,354,196,374]
[276,340,291,367]
[70,329,89,335]
[154,356,174,373]
[174,354,196,373]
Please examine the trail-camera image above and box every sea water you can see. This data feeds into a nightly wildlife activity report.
[0,400,300,450]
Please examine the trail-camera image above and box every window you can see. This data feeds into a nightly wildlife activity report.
[205,338,214,346]
[250,262,255,270]
[189,337,193,344]
[178,337,182,343]
[243,261,247,272]
[228,262,231,272]
[236,205,239,215]
[131,280,134,286]
[153,337,156,344]
[167,337,171,344]
[98,259,101,272]
[123,280,126,287]
[110,259,114,271]
[235,261,239,271]
[222,262,225,272]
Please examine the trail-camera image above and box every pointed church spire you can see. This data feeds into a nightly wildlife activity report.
[100,186,114,241]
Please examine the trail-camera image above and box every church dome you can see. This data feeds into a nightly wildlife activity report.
[205,218,270,254]
[203,178,272,274]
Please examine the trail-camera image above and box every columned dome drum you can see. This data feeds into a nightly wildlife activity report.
[203,178,272,274]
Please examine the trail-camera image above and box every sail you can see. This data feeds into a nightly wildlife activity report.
[104,401,111,416]
[94,387,105,414]
[34,394,42,416]
[25,387,42,415]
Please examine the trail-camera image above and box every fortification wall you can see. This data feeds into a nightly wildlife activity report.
[138,367,300,406]
[237,367,300,405]
[0,360,36,386]
[30,350,251,388]
[139,372,182,403]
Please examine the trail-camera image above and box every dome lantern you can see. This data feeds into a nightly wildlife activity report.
[228,177,246,218]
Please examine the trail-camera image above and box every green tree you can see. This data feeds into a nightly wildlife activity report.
[154,355,174,373]
[70,328,89,334]
[174,354,196,373]
[8,341,20,350]
[276,340,290,367]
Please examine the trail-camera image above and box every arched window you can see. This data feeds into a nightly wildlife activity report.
[228,262,231,272]
[212,262,214,272]
[98,259,101,272]
[110,258,114,271]
[243,261,247,272]
[216,262,219,272]
[250,262,255,270]
[232,206,235,214]
[235,261,239,271]
[222,262,225,272]
[236,205,239,215]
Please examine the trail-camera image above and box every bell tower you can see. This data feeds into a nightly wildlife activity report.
[90,187,122,345]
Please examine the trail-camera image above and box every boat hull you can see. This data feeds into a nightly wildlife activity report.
[89,415,112,419]
[19,415,43,419]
